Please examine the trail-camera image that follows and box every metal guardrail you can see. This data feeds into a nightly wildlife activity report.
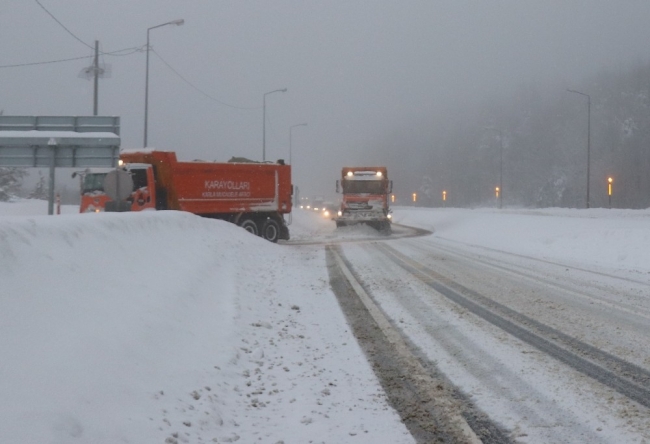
[0,115,119,134]
[0,115,120,168]
[0,115,122,214]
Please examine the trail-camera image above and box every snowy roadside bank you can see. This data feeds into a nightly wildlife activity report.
[0,201,413,443]
[392,206,650,275]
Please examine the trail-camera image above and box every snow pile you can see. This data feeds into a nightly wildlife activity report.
[393,206,650,274]
[0,201,412,444]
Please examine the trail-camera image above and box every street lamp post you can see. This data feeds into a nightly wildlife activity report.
[263,88,287,161]
[144,18,184,147]
[484,127,503,209]
[567,89,591,209]
[289,123,307,166]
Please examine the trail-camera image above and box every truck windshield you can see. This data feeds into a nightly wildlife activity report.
[82,173,107,193]
[130,168,148,190]
[342,180,385,195]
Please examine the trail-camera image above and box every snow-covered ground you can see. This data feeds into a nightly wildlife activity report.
[0,201,412,444]
[393,206,650,276]
[2,200,650,443]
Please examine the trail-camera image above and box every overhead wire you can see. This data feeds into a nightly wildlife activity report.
[151,49,261,110]
[0,55,92,69]
[28,1,261,112]
[33,0,145,57]
[34,0,95,50]
[0,46,146,69]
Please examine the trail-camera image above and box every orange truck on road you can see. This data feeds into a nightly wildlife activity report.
[77,150,292,242]
[335,166,393,234]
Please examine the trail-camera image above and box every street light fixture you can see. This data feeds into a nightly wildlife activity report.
[289,123,307,166]
[263,88,287,161]
[567,88,591,209]
[144,18,184,147]
[608,176,613,209]
[484,127,503,209]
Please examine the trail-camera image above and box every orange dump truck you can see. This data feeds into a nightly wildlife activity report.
[78,150,292,242]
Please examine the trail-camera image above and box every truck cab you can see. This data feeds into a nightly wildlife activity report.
[74,163,156,213]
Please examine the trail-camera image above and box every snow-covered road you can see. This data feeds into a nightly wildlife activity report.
[341,240,649,443]
[290,206,650,442]
[2,200,650,443]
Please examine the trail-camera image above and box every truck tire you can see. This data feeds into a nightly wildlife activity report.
[261,218,280,243]
[240,219,258,236]
[379,221,392,235]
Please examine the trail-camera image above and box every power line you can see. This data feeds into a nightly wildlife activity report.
[33,0,145,57]
[0,46,146,69]
[34,0,94,50]
[151,49,260,110]
[0,54,92,69]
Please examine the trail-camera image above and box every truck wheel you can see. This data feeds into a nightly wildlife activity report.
[240,219,258,236]
[262,219,280,243]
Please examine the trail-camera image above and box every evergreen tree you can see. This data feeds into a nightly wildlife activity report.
[0,167,27,202]
[29,172,48,200]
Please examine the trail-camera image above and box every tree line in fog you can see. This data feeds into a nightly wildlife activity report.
[380,61,650,209]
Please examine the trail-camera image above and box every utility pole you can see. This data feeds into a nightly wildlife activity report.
[93,40,99,116]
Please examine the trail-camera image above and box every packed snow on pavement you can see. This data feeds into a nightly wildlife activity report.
[2,199,650,443]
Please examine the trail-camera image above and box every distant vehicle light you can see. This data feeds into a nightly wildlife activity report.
[347,171,353,177]
[306,205,311,209]
[387,214,392,219]
[313,207,319,211]
[299,205,304,209]
[376,171,382,177]
[323,210,330,217]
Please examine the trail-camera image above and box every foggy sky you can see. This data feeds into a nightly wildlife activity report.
[2,0,650,199]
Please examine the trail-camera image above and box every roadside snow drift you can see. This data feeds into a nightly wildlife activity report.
[0,207,412,444]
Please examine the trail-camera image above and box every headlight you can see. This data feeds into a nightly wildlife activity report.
[323,210,330,217]
[387,214,392,219]
[337,210,343,217]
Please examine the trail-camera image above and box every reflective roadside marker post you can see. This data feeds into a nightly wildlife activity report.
[412,192,417,204]
[608,177,613,209]
[495,187,500,205]
[442,190,447,207]
[391,194,395,203]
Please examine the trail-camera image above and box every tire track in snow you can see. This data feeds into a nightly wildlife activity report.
[326,245,512,444]
[374,242,650,410]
